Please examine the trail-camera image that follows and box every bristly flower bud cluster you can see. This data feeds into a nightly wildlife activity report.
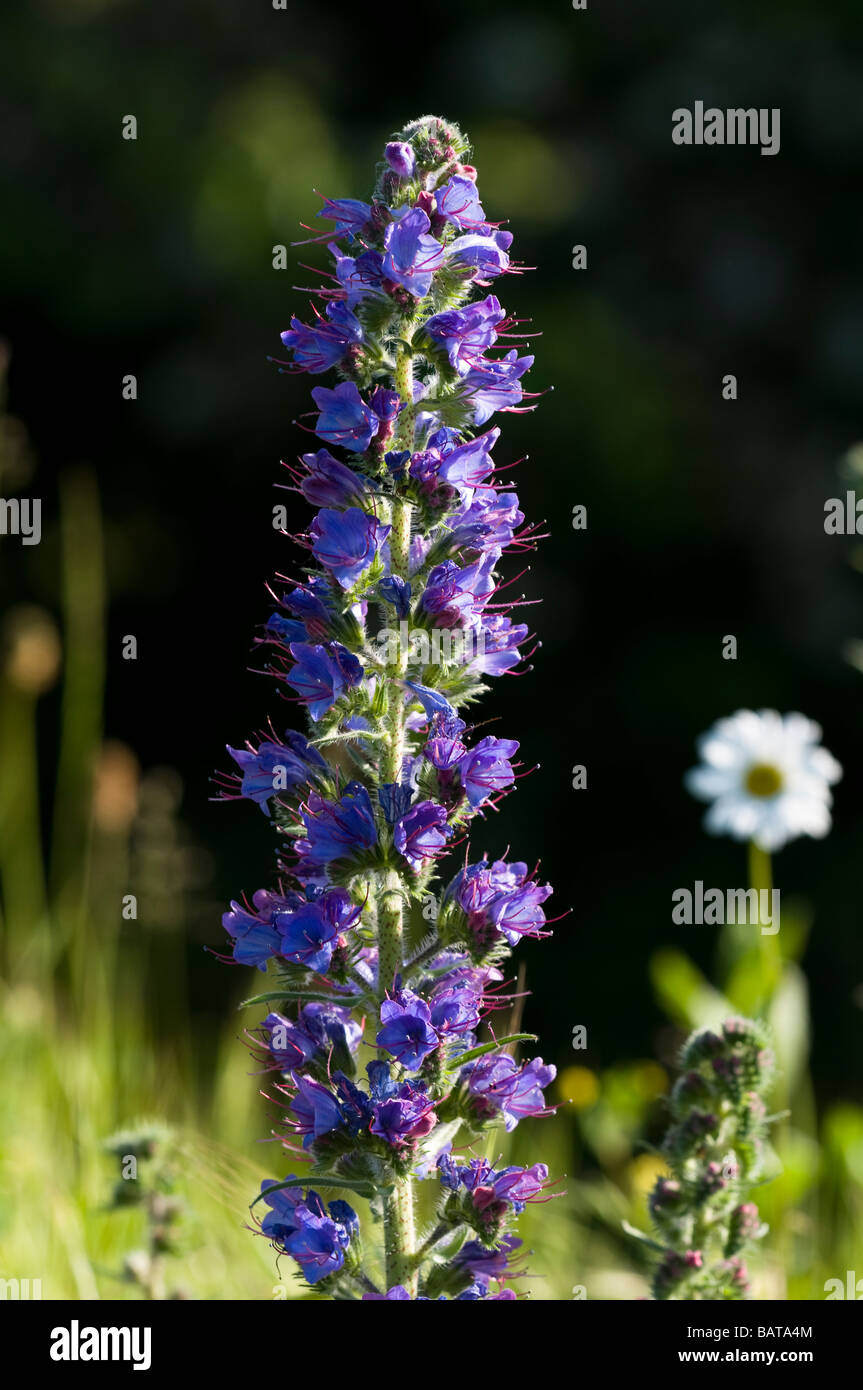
[214,115,558,1301]
[642,1018,776,1300]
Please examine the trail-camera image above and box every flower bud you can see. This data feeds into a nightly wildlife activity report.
[385,141,416,179]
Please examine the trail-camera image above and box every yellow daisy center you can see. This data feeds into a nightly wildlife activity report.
[744,762,783,798]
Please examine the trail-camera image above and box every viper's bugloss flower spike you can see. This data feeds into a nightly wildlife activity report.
[215,115,556,1301]
[639,1018,776,1301]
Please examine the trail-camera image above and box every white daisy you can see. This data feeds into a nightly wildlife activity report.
[685,709,842,852]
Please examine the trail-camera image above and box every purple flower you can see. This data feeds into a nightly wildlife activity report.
[332,247,387,307]
[424,712,467,770]
[225,731,327,813]
[457,735,519,808]
[403,680,457,721]
[449,229,513,281]
[279,302,363,374]
[423,295,505,374]
[470,613,528,676]
[222,897,285,971]
[384,141,416,179]
[460,351,534,427]
[259,1185,357,1286]
[259,1177,308,1244]
[377,781,413,827]
[439,1156,549,1216]
[265,614,308,646]
[382,207,445,297]
[285,1212,352,1284]
[421,556,495,630]
[296,782,378,870]
[312,382,378,451]
[453,1234,522,1281]
[428,981,481,1038]
[449,487,524,558]
[447,857,553,946]
[290,1075,346,1147]
[274,900,342,973]
[435,428,499,497]
[276,576,333,641]
[378,575,411,619]
[285,641,362,721]
[376,989,440,1069]
[394,800,452,870]
[370,1080,437,1147]
[221,118,559,1301]
[310,507,391,589]
[463,1054,556,1131]
[302,1002,363,1055]
[299,450,366,508]
[370,385,402,423]
[317,197,373,236]
[435,175,485,230]
[261,1005,362,1072]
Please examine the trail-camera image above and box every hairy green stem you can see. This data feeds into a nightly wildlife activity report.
[377,342,418,1294]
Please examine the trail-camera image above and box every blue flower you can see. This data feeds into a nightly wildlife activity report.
[424,712,467,771]
[291,1075,346,1147]
[447,857,553,946]
[221,117,558,1302]
[285,641,362,721]
[310,507,391,589]
[296,782,379,870]
[378,575,411,619]
[435,175,485,230]
[428,981,481,1038]
[382,207,445,297]
[222,898,284,971]
[463,1054,556,1131]
[370,1080,437,1148]
[403,680,457,721]
[316,196,373,237]
[225,731,327,813]
[260,1178,359,1286]
[394,800,452,871]
[279,302,363,374]
[457,735,519,808]
[378,781,413,827]
[332,247,386,307]
[435,428,499,496]
[312,382,378,451]
[376,989,440,1069]
[423,294,505,374]
[449,229,513,281]
[459,350,534,426]
[299,450,367,508]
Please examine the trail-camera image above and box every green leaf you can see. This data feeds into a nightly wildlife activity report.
[311,729,386,747]
[621,1220,666,1253]
[238,989,345,1009]
[251,1174,382,1208]
[649,948,732,1030]
[444,1034,537,1070]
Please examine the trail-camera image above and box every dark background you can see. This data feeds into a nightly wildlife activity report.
[2,0,862,1103]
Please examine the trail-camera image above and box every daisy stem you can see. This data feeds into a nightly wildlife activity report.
[748,841,781,1007]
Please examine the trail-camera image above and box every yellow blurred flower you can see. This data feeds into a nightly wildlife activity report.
[627,1152,669,1198]
[558,1065,599,1110]
[631,1061,668,1101]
